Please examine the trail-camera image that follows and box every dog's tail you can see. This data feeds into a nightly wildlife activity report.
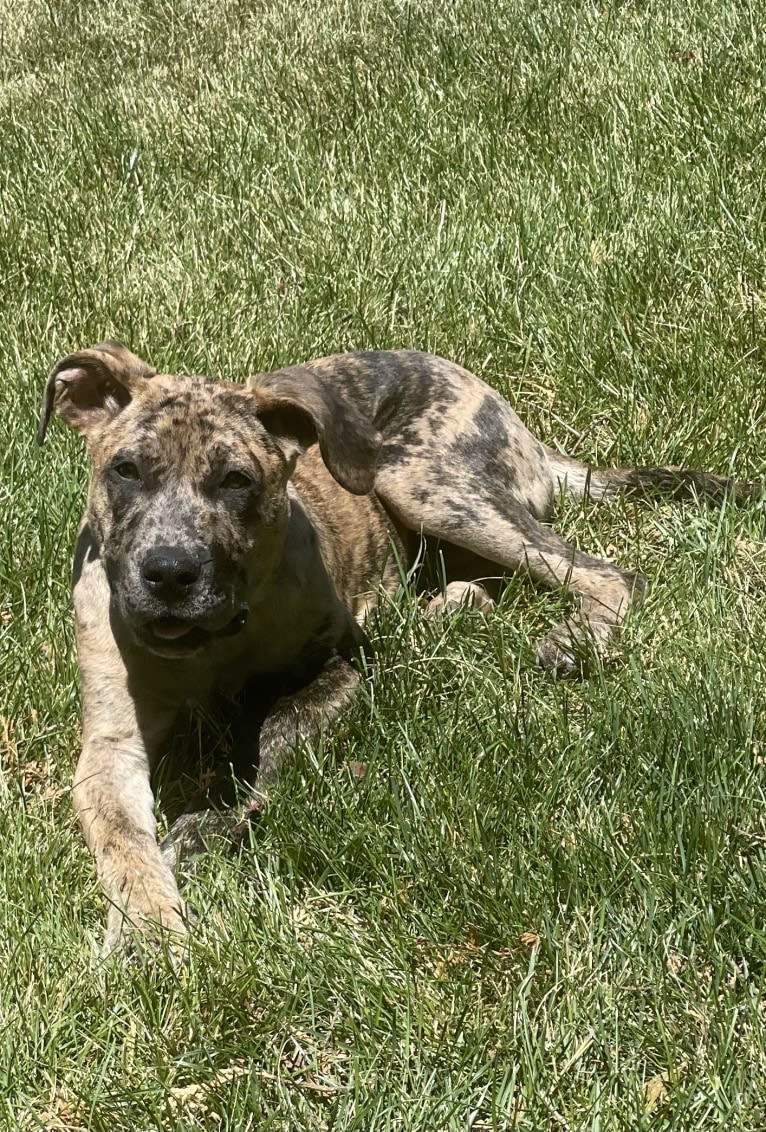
[546,447,762,505]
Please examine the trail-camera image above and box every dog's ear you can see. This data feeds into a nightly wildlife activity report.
[248,366,381,495]
[38,341,156,445]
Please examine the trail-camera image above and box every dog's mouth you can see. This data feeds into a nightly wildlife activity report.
[141,609,249,655]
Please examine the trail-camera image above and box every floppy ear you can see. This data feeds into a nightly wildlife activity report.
[248,366,381,495]
[38,340,156,445]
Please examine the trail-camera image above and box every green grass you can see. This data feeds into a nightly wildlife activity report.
[2,0,766,1127]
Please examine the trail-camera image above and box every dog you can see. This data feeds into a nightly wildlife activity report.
[38,341,759,952]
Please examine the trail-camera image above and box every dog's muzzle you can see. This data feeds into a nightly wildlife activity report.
[138,607,249,656]
[114,544,250,656]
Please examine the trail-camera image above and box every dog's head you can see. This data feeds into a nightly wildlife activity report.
[39,342,381,657]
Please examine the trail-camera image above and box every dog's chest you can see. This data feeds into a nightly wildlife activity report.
[291,452,404,609]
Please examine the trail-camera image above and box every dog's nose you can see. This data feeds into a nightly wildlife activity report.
[141,546,202,598]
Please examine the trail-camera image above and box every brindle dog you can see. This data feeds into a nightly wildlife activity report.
[38,341,758,952]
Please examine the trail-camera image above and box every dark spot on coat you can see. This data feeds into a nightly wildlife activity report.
[72,523,100,588]
[448,393,521,502]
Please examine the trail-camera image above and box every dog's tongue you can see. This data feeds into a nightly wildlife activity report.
[152,619,194,640]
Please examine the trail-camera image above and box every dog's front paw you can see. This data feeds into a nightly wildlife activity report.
[159,809,240,873]
[102,883,190,957]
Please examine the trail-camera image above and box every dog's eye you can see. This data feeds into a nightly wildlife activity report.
[113,461,141,482]
[221,471,253,491]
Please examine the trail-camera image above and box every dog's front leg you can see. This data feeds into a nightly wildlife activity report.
[159,655,361,869]
[252,654,361,805]
[73,700,184,955]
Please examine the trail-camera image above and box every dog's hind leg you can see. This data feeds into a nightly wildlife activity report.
[375,467,645,673]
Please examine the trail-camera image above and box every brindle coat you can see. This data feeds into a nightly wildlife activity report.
[38,342,759,952]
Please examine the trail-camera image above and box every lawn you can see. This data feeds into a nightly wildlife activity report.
[2,0,766,1127]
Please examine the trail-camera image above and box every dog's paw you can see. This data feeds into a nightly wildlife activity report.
[425,581,495,618]
[535,632,578,675]
[535,617,612,676]
[159,809,239,873]
[102,895,191,959]
[229,792,269,851]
